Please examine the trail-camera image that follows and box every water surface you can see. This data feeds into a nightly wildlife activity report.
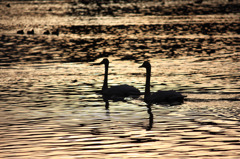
[0,0,240,158]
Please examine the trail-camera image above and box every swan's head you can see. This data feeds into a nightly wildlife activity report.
[100,58,109,65]
[139,61,151,68]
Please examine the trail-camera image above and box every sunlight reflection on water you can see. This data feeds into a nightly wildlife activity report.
[0,57,240,158]
[0,0,240,158]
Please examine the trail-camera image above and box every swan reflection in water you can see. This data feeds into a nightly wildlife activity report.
[146,104,153,131]
[103,97,154,131]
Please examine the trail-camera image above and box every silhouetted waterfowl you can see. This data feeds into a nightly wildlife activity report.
[140,61,185,105]
[206,49,215,56]
[100,59,140,100]
[17,30,24,34]
[195,0,203,4]
[71,79,78,83]
[6,3,11,7]
[43,30,50,35]
[161,0,165,5]
[52,29,59,36]
[27,29,34,34]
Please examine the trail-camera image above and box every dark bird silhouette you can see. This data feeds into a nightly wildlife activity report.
[27,29,34,34]
[140,61,185,105]
[43,30,50,35]
[52,29,59,36]
[206,49,215,56]
[17,30,24,34]
[161,0,165,5]
[100,59,140,101]
[6,3,11,7]
[195,0,203,4]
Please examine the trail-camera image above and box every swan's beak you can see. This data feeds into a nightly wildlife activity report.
[92,63,101,65]
[139,64,144,68]
[91,59,107,66]
[91,62,101,66]
[99,59,108,65]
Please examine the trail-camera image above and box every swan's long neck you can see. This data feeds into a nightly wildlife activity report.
[102,63,108,91]
[145,66,151,100]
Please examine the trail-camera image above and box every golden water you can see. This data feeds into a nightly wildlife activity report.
[1,57,239,158]
[0,0,240,158]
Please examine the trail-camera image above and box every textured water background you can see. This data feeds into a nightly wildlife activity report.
[0,0,240,158]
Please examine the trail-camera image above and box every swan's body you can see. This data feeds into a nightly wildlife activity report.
[140,61,185,105]
[145,90,184,105]
[100,59,140,100]
[103,84,140,98]
[27,29,34,35]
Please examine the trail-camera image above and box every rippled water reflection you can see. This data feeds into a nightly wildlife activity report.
[1,0,240,158]
[1,57,240,158]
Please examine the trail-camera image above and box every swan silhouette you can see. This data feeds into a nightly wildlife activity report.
[100,59,140,100]
[140,61,185,105]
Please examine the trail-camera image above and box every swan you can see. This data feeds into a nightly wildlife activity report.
[140,61,185,105]
[17,30,24,34]
[27,29,34,35]
[100,59,140,100]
